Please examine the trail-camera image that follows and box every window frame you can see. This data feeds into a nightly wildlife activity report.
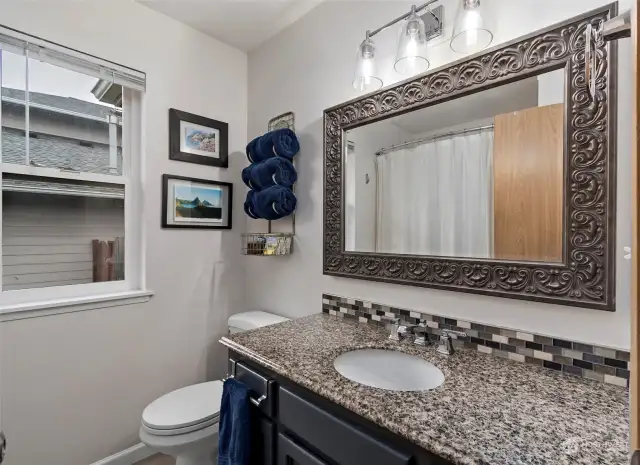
[0,27,150,315]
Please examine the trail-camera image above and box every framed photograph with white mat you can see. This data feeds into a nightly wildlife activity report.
[169,108,228,168]
[162,174,232,229]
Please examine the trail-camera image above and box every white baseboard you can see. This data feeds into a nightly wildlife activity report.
[90,443,153,465]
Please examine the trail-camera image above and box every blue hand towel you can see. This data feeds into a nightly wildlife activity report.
[218,378,251,465]
[244,190,260,219]
[245,136,261,163]
[252,185,297,220]
[271,128,300,161]
[244,157,297,190]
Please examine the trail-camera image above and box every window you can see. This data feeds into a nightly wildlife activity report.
[0,26,147,309]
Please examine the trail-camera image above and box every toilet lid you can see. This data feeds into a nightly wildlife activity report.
[142,381,224,431]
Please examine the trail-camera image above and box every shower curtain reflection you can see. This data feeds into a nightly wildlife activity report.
[375,129,494,258]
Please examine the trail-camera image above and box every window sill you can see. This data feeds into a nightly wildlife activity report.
[0,290,154,322]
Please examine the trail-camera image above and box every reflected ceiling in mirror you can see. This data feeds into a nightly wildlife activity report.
[344,69,565,263]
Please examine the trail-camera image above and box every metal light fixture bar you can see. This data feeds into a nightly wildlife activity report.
[367,0,440,38]
[353,0,493,90]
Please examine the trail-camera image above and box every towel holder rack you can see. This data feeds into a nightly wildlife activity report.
[224,359,269,408]
[223,372,267,407]
[241,111,296,256]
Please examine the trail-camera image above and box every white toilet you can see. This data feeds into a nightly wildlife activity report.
[139,311,289,465]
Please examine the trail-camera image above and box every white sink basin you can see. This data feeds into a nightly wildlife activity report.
[333,349,445,391]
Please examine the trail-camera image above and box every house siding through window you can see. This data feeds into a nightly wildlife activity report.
[2,192,124,290]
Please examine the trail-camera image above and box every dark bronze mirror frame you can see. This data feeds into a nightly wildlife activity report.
[323,4,618,310]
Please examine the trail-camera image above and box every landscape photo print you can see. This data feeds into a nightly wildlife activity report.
[173,182,223,223]
[180,120,220,158]
[162,175,233,229]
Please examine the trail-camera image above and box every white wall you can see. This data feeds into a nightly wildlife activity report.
[0,1,247,464]
[247,0,632,349]
[538,68,566,106]
[346,122,406,251]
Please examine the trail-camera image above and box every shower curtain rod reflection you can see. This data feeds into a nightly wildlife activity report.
[375,124,494,156]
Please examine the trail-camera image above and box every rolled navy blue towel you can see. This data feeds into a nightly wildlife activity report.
[245,136,261,163]
[241,165,256,190]
[271,128,300,161]
[243,190,260,219]
[250,157,297,190]
[252,185,297,220]
[218,378,251,465]
[249,129,300,163]
[252,132,275,163]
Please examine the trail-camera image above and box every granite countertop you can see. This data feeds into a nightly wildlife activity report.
[220,313,629,465]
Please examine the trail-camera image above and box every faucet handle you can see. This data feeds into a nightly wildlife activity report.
[436,329,467,355]
[441,329,467,338]
[381,315,400,325]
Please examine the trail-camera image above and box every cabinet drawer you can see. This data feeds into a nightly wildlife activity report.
[278,434,329,465]
[228,358,276,417]
[279,387,411,465]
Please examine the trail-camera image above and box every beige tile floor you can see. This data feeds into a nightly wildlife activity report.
[135,454,175,465]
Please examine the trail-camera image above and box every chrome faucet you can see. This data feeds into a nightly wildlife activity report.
[384,317,429,345]
[435,329,467,356]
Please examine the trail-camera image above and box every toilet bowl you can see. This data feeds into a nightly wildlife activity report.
[139,311,289,465]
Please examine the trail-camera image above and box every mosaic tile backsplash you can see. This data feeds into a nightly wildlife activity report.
[322,294,630,388]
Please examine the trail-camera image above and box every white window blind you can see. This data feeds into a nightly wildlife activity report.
[0,26,145,91]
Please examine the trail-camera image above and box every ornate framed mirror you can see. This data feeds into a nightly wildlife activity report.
[323,4,618,310]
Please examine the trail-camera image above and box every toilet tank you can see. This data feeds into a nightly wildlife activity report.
[228,311,290,334]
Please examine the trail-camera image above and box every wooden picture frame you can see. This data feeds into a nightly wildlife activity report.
[169,108,229,168]
[323,4,618,310]
[162,174,233,230]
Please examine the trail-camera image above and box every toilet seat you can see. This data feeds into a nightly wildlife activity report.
[142,381,223,437]
[142,414,219,436]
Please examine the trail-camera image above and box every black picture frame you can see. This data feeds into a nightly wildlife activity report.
[161,174,233,230]
[169,108,229,168]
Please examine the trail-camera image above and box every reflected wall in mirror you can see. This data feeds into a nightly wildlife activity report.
[345,69,565,263]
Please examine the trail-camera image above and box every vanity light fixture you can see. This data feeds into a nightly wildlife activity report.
[353,1,443,90]
[353,32,383,92]
[395,5,429,76]
[353,0,495,90]
[450,0,494,54]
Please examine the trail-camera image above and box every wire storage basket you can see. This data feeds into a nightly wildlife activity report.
[242,233,293,256]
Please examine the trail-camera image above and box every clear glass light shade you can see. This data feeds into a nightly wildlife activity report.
[395,11,429,76]
[450,0,493,54]
[353,37,383,92]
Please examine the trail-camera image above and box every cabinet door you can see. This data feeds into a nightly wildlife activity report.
[278,434,329,465]
[250,415,275,465]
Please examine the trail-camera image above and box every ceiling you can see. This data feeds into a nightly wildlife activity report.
[137,0,324,51]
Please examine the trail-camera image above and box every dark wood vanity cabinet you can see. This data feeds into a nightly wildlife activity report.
[278,434,330,465]
[230,353,454,465]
